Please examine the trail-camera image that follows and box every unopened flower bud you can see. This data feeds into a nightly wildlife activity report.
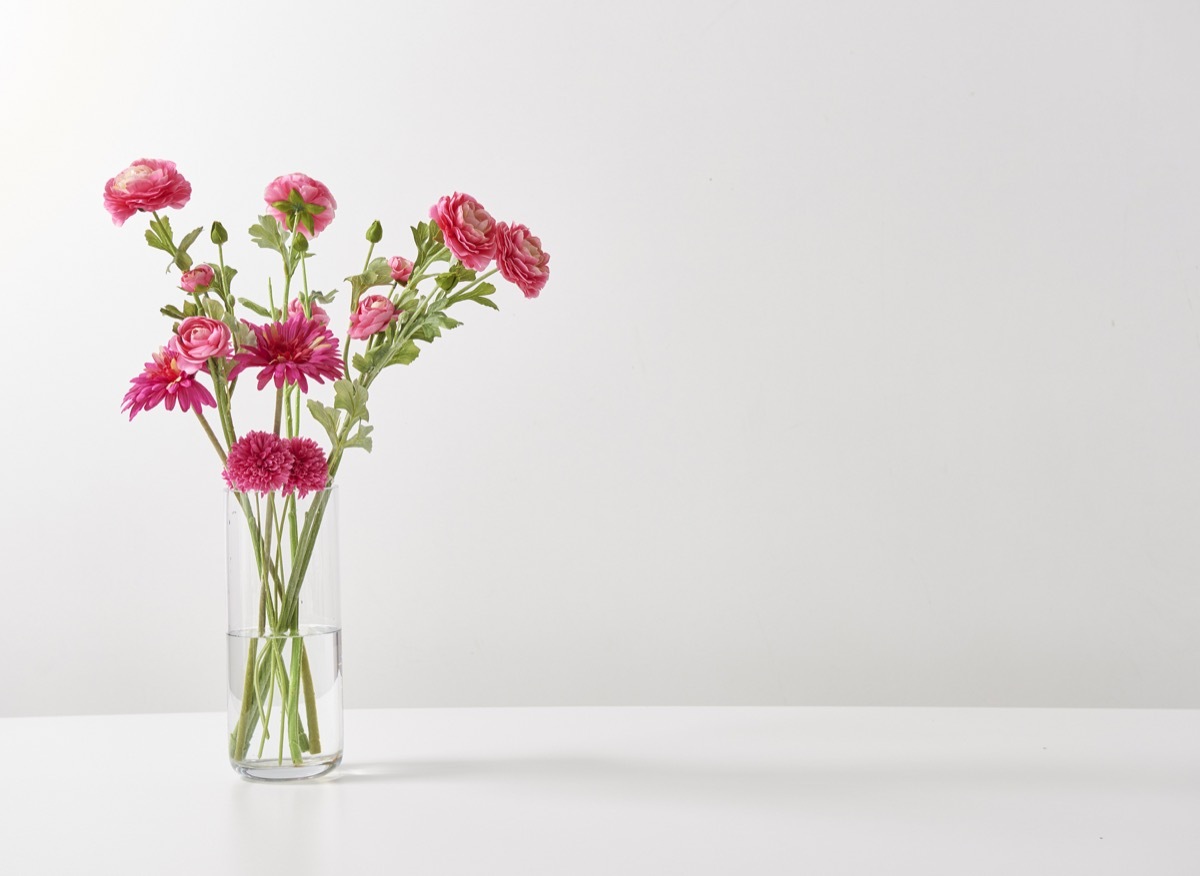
[210,221,228,245]
[366,220,383,243]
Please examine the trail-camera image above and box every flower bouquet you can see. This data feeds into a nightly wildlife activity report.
[107,159,550,779]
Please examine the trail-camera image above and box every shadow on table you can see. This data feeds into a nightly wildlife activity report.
[327,755,1197,806]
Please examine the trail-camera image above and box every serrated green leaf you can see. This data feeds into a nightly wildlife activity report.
[145,229,172,254]
[310,288,338,305]
[413,321,441,342]
[160,304,186,319]
[344,423,374,452]
[238,297,272,318]
[183,299,199,318]
[333,379,370,424]
[346,257,395,309]
[249,215,287,256]
[389,341,420,366]
[203,298,226,320]
[306,399,340,446]
[433,313,462,330]
[471,296,500,310]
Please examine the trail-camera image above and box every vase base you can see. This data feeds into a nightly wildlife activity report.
[233,752,342,782]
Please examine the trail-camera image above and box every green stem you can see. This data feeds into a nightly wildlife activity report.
[193,409,227,463]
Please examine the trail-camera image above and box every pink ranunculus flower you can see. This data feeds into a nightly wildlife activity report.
[495,223,550,299]
[264,173,337,238]
[348,294,397,340]
[429,192,497,271]
[180,264,215,293]
[388,256,414,285]
[104,158,192,226]
[288,298,330,325]
[175,316,232,371]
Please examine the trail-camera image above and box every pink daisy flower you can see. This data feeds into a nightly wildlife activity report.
[230,312,344,393]
[283,437,328,497]
[224,431,293,493]
[122,339,216,420]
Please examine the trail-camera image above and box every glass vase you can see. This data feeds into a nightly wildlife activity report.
[226,486,343,781]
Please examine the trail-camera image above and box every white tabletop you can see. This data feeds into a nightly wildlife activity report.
[1,707,1197,874]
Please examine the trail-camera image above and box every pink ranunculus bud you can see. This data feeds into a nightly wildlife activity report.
[348,294,397,340]
[388,256,414,286]
[288,298,330,325]
[495,223,550,299]
[264,173,337,238]
[429,192,497,271]
[103,158,192,227]
[180,264,216,293]
[175,316,232,371]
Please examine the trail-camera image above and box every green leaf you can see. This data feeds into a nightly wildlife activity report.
[203,298,226,320]
[183,299,198,318]
[160,304,186,320]
[153,214,174,243]
[350,344,387,375]
[145,228,172,254]
[306,399,341,446]
[436,273,456,291]
[345,257,394,309]
[173,249,194,272]
[413,321,441,342]
[212,265,238,298]
[344,423,374,452]
[249,215,287,256]
[333,379,370,424]
[178,226,203,255]
[472,296,500,310]
[433,313,462,330]
[389,341,420,366]
[238,297,273,318]
[310,288,338,305]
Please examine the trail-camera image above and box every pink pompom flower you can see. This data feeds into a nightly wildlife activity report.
[288,298,330,325]
[348,294,397,340]
[388,256,414,285]
[283,437,328,497]
[230,312,344,393]
[224,431,293,493]
[180,265,215,293]
[264,173,337,238]
[104,159,192,227]
[175,316,232,371]
[121,338,216,420]
[495,223,550,299]
[430,192,497,271]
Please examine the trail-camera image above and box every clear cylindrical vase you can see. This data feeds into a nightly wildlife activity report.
[226,486,343,781]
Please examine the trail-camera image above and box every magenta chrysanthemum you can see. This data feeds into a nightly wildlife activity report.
[224,431,293,493]
[229,313,344,393]
[121,339,216,420]
[283,437,329,497]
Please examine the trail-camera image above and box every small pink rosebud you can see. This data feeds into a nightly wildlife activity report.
[388,256,414,286]
[348,294,398,340]
[180,264,215,293]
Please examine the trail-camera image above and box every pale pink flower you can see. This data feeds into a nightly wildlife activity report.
[230,312,344,393]
[388,256,414,285]
[348,294,397,340]
[283,437,328,497]
[495,223,550,299]
[121,338,216,419]
[264,173,337,238]
[288,298,330,325]
[430,192,496,270]
[224,431,292,493]
[180,264,215,293]
[104,159,192,226]
[175,317,232,371]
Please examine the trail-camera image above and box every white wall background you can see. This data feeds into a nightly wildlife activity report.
[1,0,1198,717]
